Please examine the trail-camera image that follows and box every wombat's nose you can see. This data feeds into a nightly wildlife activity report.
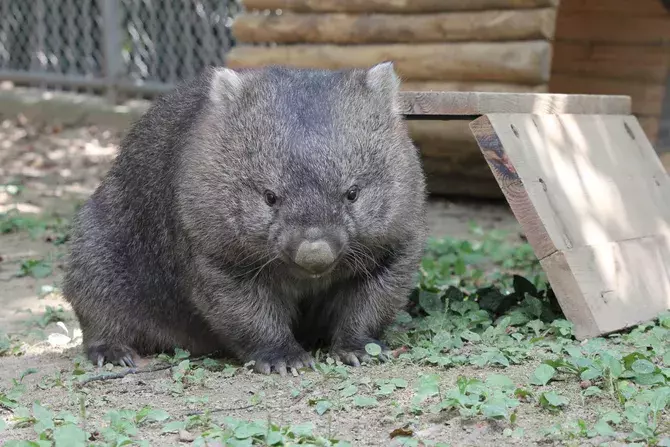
[294,240,336,274]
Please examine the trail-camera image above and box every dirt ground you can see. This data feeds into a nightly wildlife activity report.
[0,118,606,446]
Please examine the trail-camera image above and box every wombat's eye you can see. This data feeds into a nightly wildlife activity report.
[264,190,277,206]
[345,185,359,203]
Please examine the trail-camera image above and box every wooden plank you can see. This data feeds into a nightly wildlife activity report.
[399,92,631,116]
[240,0,559,13]
[551,42,670,83]
[232,9,557,44]
[557,0,669,16]
[555,13,670,45]
[401,82,548,94]
[470,113,670,339]
[550,74,666,116]
[226,41,552,84]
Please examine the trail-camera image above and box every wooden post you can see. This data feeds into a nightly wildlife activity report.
[398,91,670,340]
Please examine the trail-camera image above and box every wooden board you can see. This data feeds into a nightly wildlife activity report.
[399,92,631,116]
[550,75,666,117]
[232,9,557,44]
[226,41,552,84]
[401,82,548,94]
[240,0,559,13]
[551,42,670,83]
[555,13,670,45]
[557,0,669,16]
[470,113,670,338]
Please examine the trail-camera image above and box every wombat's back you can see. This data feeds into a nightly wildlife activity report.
[62,70,221,363]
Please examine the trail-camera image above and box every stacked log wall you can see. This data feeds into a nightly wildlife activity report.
[227,0,560,198]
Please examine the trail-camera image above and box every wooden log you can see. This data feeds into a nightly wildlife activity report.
[232,9,557,44]
[555,13,670,45]
[551,42,670,83]
[240,0,559,13]
[550,74,665,116]
[226,42,553,84]
[470,113,670,339]
[399,91,631,116]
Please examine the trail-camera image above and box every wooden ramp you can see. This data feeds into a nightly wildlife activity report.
[400,91,670,339]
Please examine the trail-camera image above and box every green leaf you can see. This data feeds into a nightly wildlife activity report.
[340,384,358,398]
[288,422,314,437]
[481,401,508,419]
[315,400,332,415]
[234,421,267,439]
[419,290,444,315]
[486,374,514,389]
[365,343,382,357]
[0,418,6,432]
[631,359,656,375]
[593,419,616,438]
[53,424,88,447]
[541,391,568,408]
[530,364,556,386]
[147,409,170,422]
[581,368,603,381]
[460,330,481,343]
[161,421,185,433]
[266,430,283,445]
[582,386,602,397]
[353,396,379,408]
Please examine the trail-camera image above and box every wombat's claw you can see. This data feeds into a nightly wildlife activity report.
[252,351,315,376]
[87,343,138,368]
[331,340,392,366]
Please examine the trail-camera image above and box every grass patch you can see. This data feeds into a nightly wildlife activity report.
[1,223,668,446]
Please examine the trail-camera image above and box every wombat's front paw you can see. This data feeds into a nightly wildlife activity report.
[87,342,138,368]
[331,339,392,367]
[251,348,315,376]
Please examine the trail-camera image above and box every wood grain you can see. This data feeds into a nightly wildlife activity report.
[471,113,670,339]
[541,236,670,339]
[551,42,670,83]
[555,13,670,45]
[232,9,557,44]
[557,0,669,17]
[226,41,552,84]
[240,0,559,13]
[550,74,666,116]
[399,92,631,116]
[469,115,557,259]
[401,82,548,94]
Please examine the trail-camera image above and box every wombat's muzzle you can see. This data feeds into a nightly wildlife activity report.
[282,228,345,276]
[294,240,336,274]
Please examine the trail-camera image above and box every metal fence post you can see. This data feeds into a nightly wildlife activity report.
[100,0,123,103]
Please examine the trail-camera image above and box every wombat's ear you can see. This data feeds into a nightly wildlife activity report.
[209,67,245,104]
[365,61,402,114]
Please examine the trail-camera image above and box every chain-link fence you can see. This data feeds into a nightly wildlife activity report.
[0,0,241,100]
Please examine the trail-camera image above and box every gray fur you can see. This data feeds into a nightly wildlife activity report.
[62,63,428,374]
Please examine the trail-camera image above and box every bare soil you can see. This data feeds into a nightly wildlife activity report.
[0,118,598,446]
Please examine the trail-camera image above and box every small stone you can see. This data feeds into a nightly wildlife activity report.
[179,430,196,442]
[580,380,592,389]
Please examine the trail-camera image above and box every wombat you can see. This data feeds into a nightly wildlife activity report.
[62,62,427,375]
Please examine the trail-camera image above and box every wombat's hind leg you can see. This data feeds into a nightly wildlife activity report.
[86,341,138,368]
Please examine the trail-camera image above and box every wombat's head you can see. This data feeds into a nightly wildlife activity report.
[179,63,426,280]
